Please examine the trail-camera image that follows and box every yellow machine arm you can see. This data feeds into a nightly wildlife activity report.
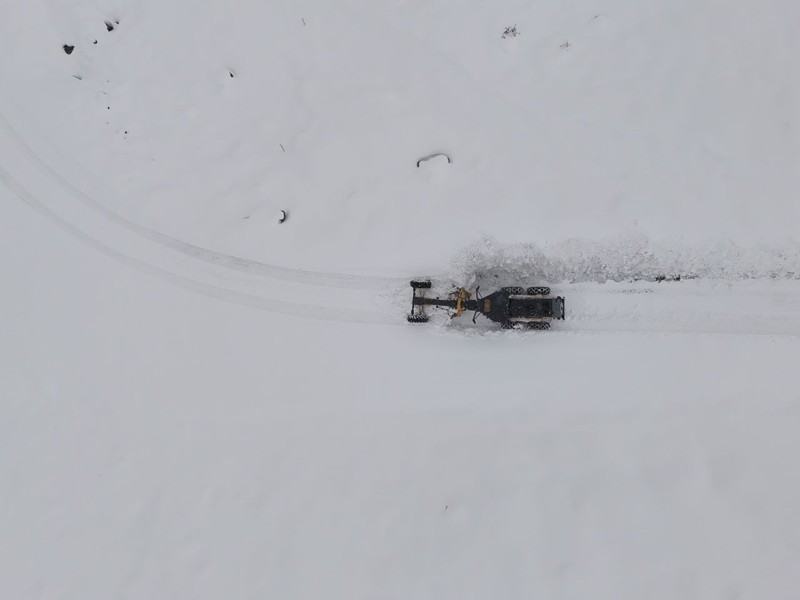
[453,288,471,318]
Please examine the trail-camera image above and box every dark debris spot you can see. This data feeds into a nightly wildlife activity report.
[416,152,452,167]
[63,44,75,55]
[73,74,83,80]
[105,21,115,32]
[93,40,98,44]
[502,25,519,39]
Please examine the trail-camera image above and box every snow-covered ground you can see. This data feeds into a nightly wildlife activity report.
[2,1,800,598]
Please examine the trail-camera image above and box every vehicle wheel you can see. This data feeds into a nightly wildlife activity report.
[528,321,551,330]
[501,286,524,295]
[501,321,515,330]
[526,286,550,296]
[407,314,430,323]
[410,280,432,289]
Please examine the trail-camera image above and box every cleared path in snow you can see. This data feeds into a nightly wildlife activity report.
[3,108,800,336]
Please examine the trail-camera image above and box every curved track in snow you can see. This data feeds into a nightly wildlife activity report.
[0,112,404,292]
[0,111,402,325]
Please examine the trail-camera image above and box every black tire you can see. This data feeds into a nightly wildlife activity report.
[501,286,525,295]
[407,314,430,323]
[410,280,432,289]
[526,286,550,296]
[527,321,551,331]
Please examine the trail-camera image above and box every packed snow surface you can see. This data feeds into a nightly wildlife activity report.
[2,1,800,598]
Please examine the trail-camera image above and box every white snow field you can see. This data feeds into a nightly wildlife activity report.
[2,0,800,598]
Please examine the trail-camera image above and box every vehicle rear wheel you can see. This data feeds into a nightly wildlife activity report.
[410,280,432,289]
[407,314,430,323]
[527,321,551,330]
[501,286,525,295]
[526,286,550,296]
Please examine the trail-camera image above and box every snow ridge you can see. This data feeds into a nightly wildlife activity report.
[452,235,800,286]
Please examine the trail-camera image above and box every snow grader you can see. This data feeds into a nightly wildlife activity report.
[407,280,565,330]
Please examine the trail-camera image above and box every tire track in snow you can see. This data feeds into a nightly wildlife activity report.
[0,158,398,325]
[0,112,405,292]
